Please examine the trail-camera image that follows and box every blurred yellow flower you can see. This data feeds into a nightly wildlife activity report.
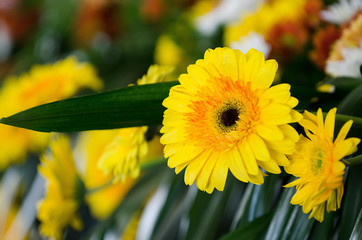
[97,127,148,182]
[75,130,137,219]
[0,57,103,170]
[161,47,302,193]
[285,108,360,222]
[137,64,175,85]
[75,131,164,219]
[154,35,184,68]
[37,135,83,240]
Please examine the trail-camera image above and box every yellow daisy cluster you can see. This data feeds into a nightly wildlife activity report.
[0,57,103,169]
[37,135,83,240]
[285,108,360,222]
[161,47,302,193]
[36,64,172,239]
[224,0,306,46]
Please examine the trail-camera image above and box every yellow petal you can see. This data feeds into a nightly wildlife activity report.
[238,141,259,175]
[324,108,336,140]
[335,120,353,144]
[160,128,186,144]
[184,150,211,186]
[257,160,281,174]
[279,124,300,142]
[286,97,299,108]
[270,149,290,166]
[248,134,270,161]
[228,147,249,182]
[261,83,290,103]
[210,156,228,191]
[162,96,192,113]
[248,169,264,185]
[196,151,218,190]
[167,144,203,168]
[255,124,284,141]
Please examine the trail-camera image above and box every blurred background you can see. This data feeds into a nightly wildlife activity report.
[0,0,361,239]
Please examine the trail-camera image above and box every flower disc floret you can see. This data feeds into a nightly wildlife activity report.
[161,47,302,193]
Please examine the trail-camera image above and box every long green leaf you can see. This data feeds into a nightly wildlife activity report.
[0,81,178,132]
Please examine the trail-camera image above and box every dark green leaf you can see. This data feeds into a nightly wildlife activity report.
[0,81,178,132]
[338,164,362,240]
[221,213,273,240]
[308,211,337,240]
[338,84,362,118]
[185,177,233,240]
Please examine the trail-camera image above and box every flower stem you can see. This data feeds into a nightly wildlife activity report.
[343,155,362,166]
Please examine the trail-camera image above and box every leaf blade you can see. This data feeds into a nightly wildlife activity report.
[0,81,178,132]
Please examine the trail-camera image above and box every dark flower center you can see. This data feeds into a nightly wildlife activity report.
[221,108,239,127]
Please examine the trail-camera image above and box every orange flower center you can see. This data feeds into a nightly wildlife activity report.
[185,76,260,151]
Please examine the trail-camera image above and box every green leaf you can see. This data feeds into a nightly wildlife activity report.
[150,173,193,240]
[265,187,314,240]
[86,162,169,239]
[338,84,362,118]
[338,164,362,240]
[0,81,178,132]
[233,174,282,228]
[185,177,233,240]
[220,213,273,240]
[349,208,362,240]
[308,212,337,240]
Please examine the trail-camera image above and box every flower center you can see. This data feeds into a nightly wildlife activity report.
[311,148,324,175]
[221,108,239,127]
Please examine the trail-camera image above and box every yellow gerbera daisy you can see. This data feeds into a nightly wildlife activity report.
[160,47,302,193]
[37,135,83,240]
[285,108,361,222]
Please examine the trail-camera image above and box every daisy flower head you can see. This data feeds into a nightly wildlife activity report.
[285,108,361,222]
[160,47,302,193]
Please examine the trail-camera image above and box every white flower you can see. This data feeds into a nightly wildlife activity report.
[194,0,264,36]
[326,41,362,77]
[229,32,271,59]
[320,0,362,25]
